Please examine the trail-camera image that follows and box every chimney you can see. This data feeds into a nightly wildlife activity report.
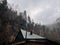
[30,31,32,35]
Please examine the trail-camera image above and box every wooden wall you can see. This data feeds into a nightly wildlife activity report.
[26,41,46,45]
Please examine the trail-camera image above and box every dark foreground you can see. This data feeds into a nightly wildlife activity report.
[12,39,60,45]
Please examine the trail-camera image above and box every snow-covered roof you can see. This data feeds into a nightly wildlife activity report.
[21,29,45,39]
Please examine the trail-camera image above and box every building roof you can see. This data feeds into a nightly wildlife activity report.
[15,29,46,43]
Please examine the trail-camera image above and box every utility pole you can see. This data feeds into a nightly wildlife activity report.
[24,10,27,45]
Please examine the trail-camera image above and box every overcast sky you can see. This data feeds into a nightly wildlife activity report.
[7,0,60,25]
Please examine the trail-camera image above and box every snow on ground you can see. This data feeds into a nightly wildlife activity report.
[21,29,45,39]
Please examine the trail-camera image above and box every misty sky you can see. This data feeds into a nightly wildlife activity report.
[7,0,60,25]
